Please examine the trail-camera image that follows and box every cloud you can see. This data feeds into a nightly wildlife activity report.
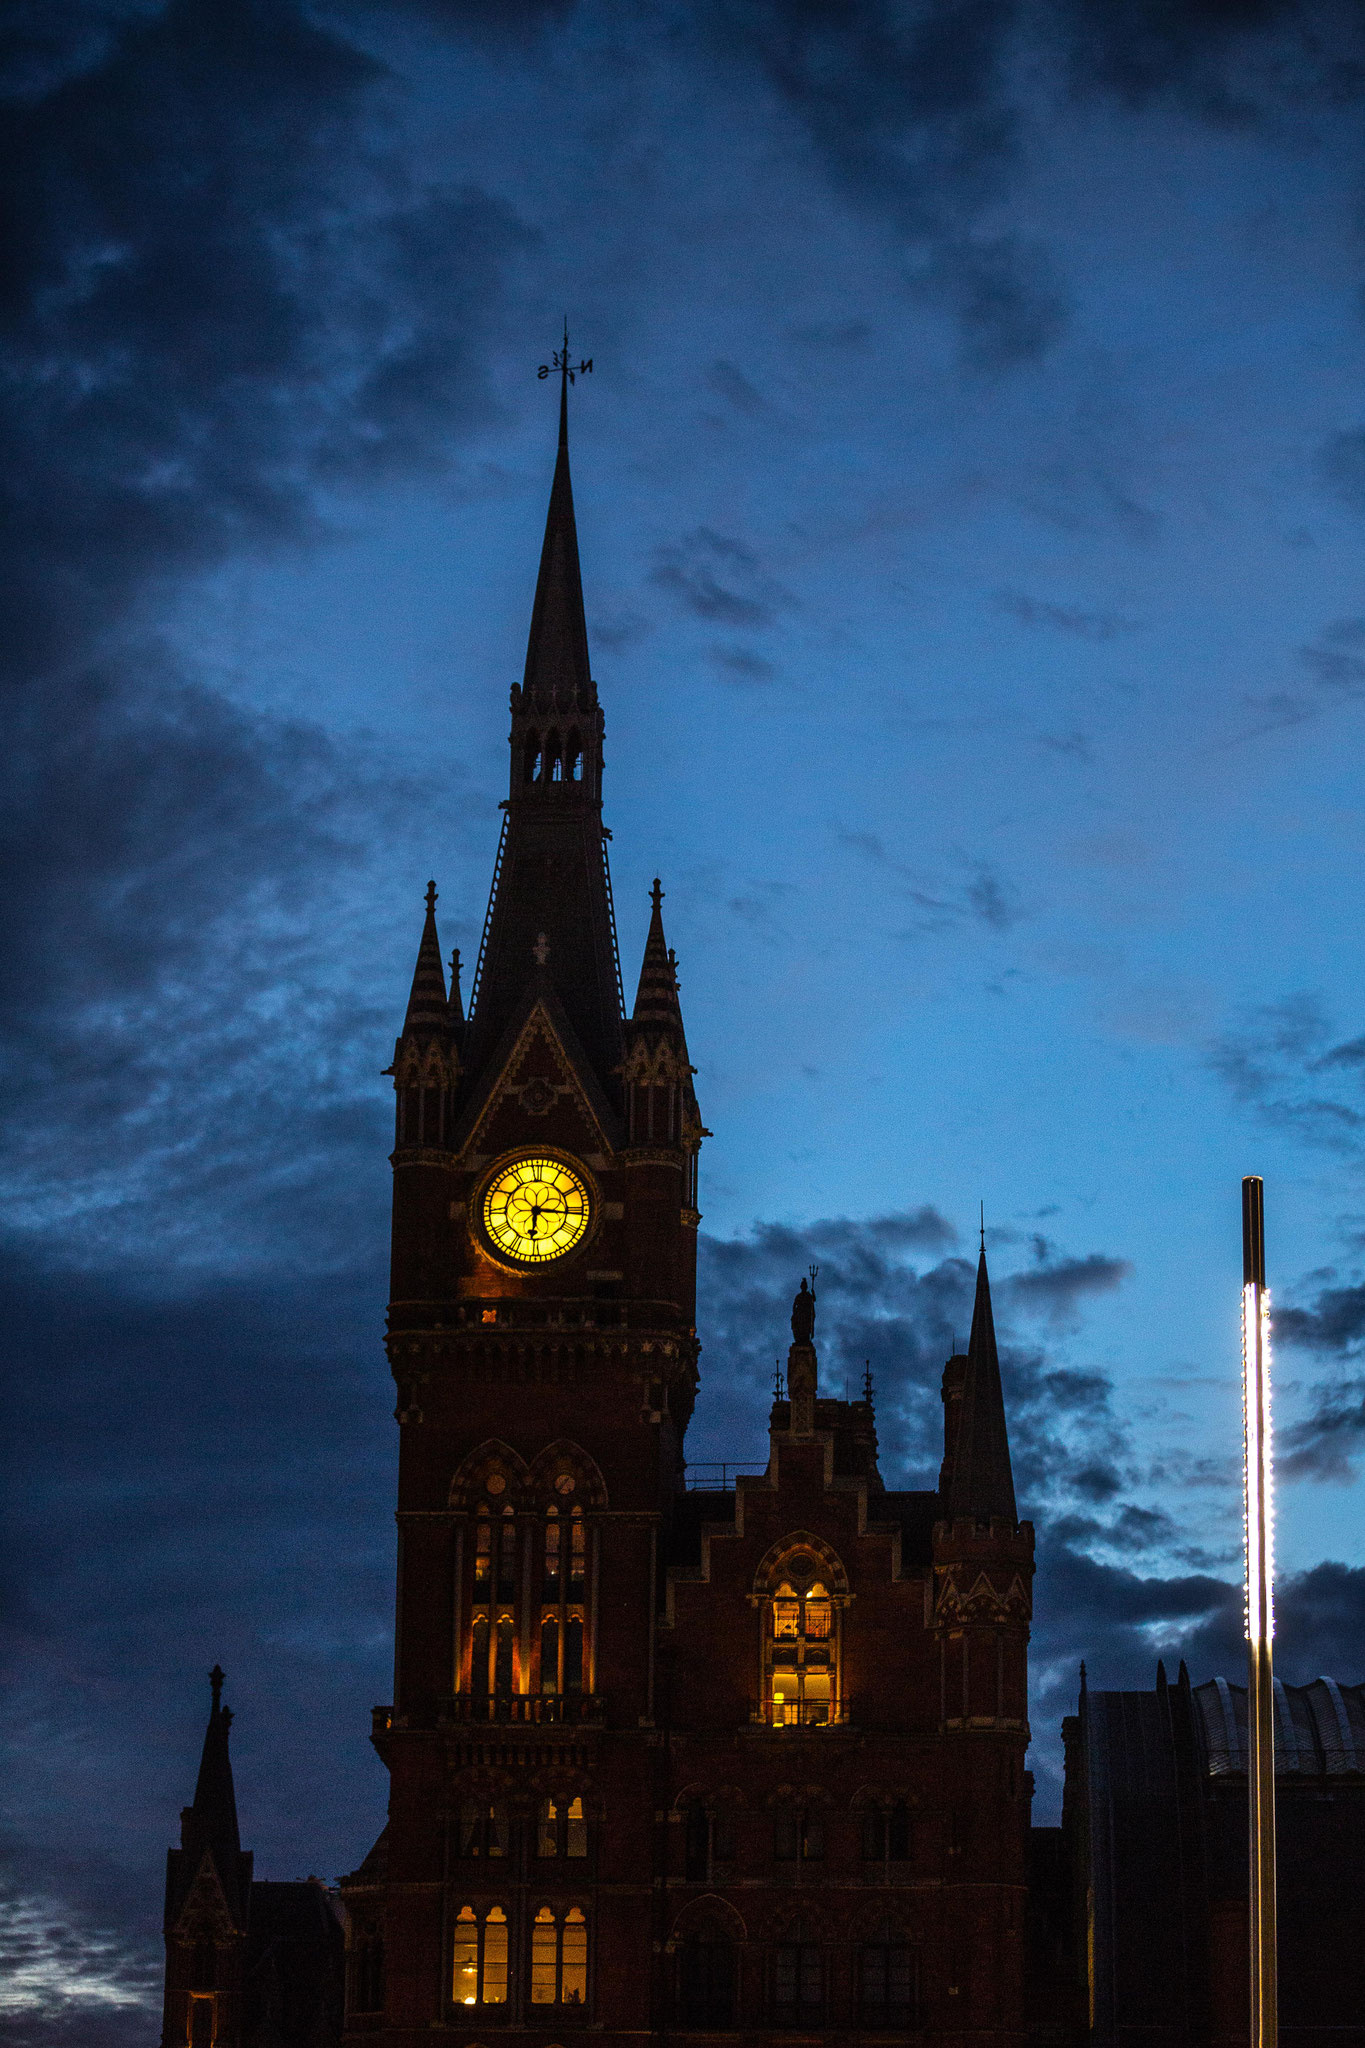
[965,862,1023,931]
[708,643,777,683]
[836,832,1026,935]
[996,586,1139,641]
[0,2,528,1271]
[1316,427,1365,514]
[650,526,793,629]
[1004,1248,1134,1323]
[704,358,766,413]
[1209,994,1365,1157]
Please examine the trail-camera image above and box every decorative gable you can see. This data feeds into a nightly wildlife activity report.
[461,999,616,1159]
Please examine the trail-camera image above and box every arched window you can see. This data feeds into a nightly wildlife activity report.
[567,732,583,781]
[451,1905,508,2007]
[497,1511,517,1600]
[458,1797,509,1859]
[860,1799,911,1867]
[531,1906,588,2006]
[188,1996,216,2048]
[772,1920,822,2021]
[765,1553,835,1724]
[684,1801,709,1883]
[678,1928,736,2028]
[536,1796,589,1859]
[545,731,561,782]
[773,1804,823,1863]
[525,733,541,783]
[349,1931,385,2014]
[539,1507,588,1702]
[859,1921,917,2024]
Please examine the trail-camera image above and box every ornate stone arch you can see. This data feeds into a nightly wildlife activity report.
[667,1895,747,1950]
[752,1530,849,1598]
[525,1439,608,1508]
[448,1440,530,1509]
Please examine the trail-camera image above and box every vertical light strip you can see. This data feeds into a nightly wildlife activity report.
[1242,1175,1277,2048]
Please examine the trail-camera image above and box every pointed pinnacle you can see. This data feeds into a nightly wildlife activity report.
[632,881,684,1032]
[402,884,448,1038]
[210,1664,224,1712]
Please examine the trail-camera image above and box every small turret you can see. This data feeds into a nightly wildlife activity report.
[388,882,460,1152]
[623,882,702,1192]
[162,1668,253,2048]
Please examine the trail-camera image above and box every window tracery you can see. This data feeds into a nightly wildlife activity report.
[451,1905,509,2007]
[771,1919,823,2022]
[457,1796,509,1859]
[536,1795,589,1859]
[530,1906,587,2006]
[761,1549,838,1725]
[858,1920,918,2024]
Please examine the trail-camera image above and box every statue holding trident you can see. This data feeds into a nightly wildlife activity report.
[791,1271,817,1346]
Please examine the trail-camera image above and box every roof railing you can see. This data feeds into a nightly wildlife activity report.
[683,1462,768,1491]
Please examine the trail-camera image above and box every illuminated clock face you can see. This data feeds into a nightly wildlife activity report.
[481,1155,592,1265]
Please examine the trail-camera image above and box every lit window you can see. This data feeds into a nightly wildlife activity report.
[531,1906,588,2006]
[451,1905,508,2006]
[765,1556,837,1725]
[540,1509,589,1703]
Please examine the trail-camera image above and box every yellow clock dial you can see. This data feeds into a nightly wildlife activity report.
[481,1156,592,1265]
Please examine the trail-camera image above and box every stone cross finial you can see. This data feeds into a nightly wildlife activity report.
[210,1665,225,1712]
[425,879,437,914]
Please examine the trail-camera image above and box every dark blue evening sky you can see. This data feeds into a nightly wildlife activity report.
[4,3,1365,2038]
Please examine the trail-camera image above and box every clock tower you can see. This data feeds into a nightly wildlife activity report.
[343,367,705,2042]
[338,370,1035,2048]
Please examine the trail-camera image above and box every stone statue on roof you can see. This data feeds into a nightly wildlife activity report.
[790,1276,816,1346]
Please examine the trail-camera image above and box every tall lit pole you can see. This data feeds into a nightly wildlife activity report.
[1242,1174,1276,2048]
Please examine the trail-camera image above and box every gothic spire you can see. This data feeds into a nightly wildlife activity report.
[401,881,449,1039]
[943,1247,1017,1523]
[165,1665,252,1932]
[520,361,593,714]
[447,947,465,1029]
[188,1664,241,1861]
[631,879,685,1037]
[461,383,622,1100]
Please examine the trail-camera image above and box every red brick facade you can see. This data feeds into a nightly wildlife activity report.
[337,384,1037,2048]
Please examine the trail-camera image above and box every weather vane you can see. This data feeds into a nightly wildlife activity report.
[539,319,592,390]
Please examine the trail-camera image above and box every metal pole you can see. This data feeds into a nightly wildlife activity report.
[1242,1175,1277,2048]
